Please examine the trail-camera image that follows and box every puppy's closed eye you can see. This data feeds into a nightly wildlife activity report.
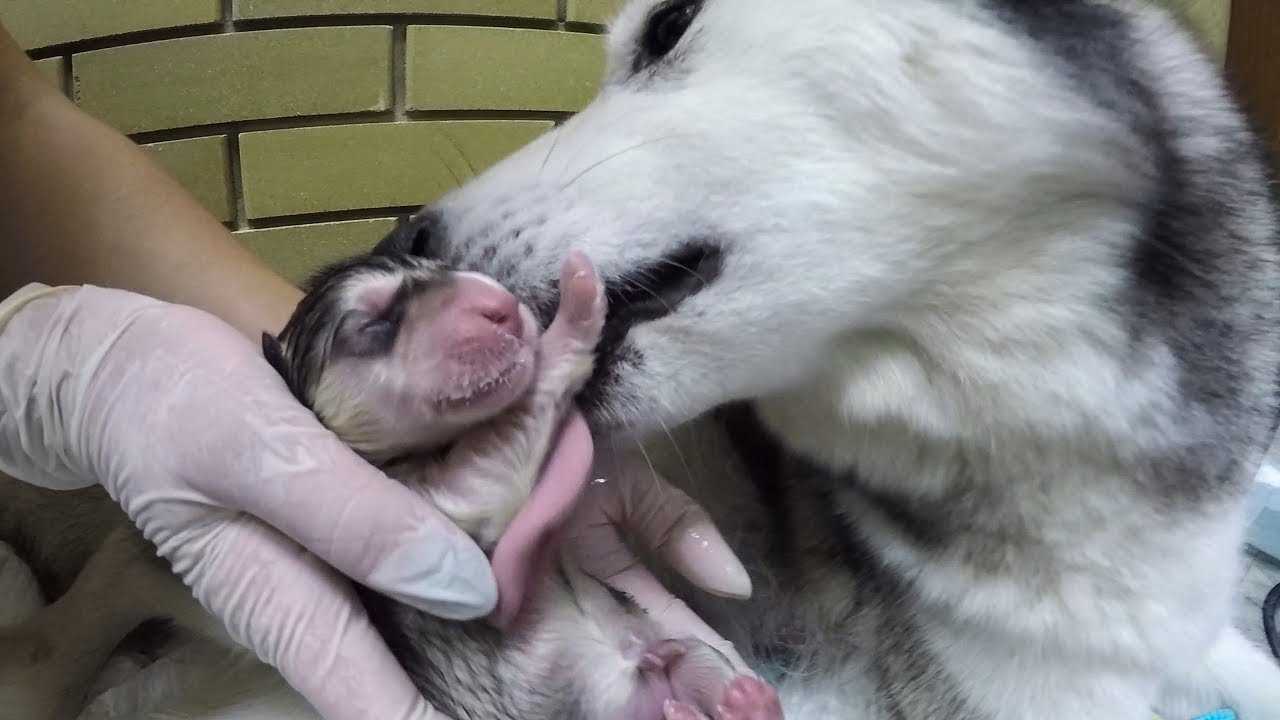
[335,288,409,357]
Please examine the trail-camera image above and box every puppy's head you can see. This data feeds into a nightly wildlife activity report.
[264,252,540,460]
[374,0,1151,437]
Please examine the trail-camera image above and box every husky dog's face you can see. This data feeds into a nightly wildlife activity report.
[376,0,1141,437]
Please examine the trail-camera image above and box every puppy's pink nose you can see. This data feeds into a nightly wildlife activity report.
[463,282,523,337]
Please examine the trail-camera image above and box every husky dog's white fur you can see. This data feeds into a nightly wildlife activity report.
[3,0,1279,718]
[373,0,1280,718]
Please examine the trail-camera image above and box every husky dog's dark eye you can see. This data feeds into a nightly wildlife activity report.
[638,0,703,67]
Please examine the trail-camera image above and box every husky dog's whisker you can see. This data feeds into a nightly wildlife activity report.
[653,257,712,289]
[540,123,565,178]
[656,417,696,494]
[633,436,663,495]
[438,132,479,182]
[559,134,692,192]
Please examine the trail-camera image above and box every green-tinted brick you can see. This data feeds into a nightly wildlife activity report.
[567,0,622,25]
[236,0,556,19]
[140,136,235,222]
[73,27,393,135]
[2,0,220,51]
[407,26,604,112]
[1154,0,1232,63]
[239,120,552,219]
[236,218,398,285]
[32,57,65,93]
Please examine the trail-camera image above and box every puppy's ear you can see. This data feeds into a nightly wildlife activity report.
[263,332,314,409]
[261,332,290,380]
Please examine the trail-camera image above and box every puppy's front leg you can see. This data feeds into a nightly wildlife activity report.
[0,525,217,720]
[405,251,606,548]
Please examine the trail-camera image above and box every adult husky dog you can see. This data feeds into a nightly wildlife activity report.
[368,0,1280,718]
[4,1,1279,719]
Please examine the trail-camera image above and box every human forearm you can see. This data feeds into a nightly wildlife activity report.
[0,23,300,337]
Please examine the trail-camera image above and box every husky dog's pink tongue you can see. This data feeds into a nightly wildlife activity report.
[487,409,593,628]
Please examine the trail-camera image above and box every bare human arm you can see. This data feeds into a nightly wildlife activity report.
[0,22,297,337]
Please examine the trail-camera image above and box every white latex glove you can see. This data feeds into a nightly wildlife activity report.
[565,447,756,675]
[0,284,496,720]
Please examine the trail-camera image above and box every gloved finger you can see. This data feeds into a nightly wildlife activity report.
[567,500,752,675]
[604,458,752,600]
[168,512,454,720]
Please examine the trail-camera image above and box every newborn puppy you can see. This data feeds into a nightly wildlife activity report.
[262,248,781,720]
[0,249,779,720]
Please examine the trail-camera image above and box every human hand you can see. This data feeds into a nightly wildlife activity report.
[564,446,756,674]
[0,284,496,720]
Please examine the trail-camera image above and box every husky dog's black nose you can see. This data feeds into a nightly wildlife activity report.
[373,209,448,260]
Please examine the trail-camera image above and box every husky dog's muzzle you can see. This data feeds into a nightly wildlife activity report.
[372,209,724,418]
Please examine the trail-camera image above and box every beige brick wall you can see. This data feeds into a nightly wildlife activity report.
[4,0,1225,284]
[5,0,623,283]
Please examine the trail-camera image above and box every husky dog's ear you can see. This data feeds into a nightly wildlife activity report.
[261,332,291,381]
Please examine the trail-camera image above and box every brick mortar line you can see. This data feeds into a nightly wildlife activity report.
[131,112,393,146]
[58,54,72,98]
[392,26,408,121]
[221,0,236,31]
[235,14,569,33]
[242,206,419,230]
[26,12,606,59]
[226,133,249,230]
[129,109,571,147]
[27,23,224,59]
[404,109,571,122]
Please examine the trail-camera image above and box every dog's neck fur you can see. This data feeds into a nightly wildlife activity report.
[742,263,1255,718]
[725,152,1274,712]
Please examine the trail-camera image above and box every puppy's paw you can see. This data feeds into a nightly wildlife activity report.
[538,251,606,391]
[560,250,607,329]
[716,677,784,720]
[542,251,606,352]
[665,700,710,720]
[661,676,785,720]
